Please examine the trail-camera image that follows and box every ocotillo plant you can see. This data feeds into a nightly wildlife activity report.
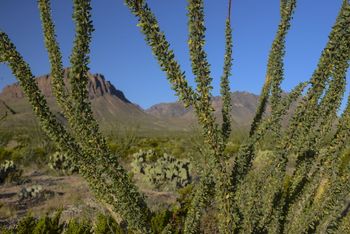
[0,0,349,233]
[1,0,151,232]
[125,0,350,234]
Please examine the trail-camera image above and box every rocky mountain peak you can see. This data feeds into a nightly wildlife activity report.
[0,68,130,103]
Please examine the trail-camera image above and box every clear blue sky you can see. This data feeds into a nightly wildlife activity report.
[0,0,348,109]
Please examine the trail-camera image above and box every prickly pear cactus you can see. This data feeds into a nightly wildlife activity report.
[18,185,44,200]
[130,149,157,174]
[0,160,18,184]
[48,151,78,175]
[147,153,192,190]
[131,150,192,190]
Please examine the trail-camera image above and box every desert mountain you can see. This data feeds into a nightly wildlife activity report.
[0,69,168,132]
[146,92,266,130]
[0,69,278,134]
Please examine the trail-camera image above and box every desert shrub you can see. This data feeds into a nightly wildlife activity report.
[10,146,48,167]
[15,214,38,234]
[0,160,22,184]
[107,127,139,160]
[1,213,128,234]
[135,137,199,160]
[0,228,12,234]
[7,148,25,165]
[162,138,195,160]
[112,136,201,162]
[224,142,240,157]
[49,151,78,175]
[31,147,48,165]
[2,211,63,234]
[65,219,92,234]
[170,185,196,233]
[32,211,64,234]
[94,214,125,234]
[150,185,195,233]
[150,209,172,234]
[0,147,13,162]
[138,138,160,149]
[134,138,164,158]
[0,131,12,148]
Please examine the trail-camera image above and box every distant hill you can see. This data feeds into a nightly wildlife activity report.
[0,69,277,135]
[0,69,169,133]
[146,92,267,130]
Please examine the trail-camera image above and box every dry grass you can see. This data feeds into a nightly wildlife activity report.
[0,202,17,219]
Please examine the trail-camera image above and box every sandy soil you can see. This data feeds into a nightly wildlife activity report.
[0,169,177,227]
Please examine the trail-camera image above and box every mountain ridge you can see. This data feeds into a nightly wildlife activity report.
[146,91,263,129]
[0,69,273,134]
[0,69,169,133]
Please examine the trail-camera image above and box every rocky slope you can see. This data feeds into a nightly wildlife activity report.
[146,91,265,129]
[0,69,167,132]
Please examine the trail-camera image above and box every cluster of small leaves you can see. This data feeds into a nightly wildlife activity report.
[220,17,233,143]
[249,0,296,137]
[187,0,217,143]
[184,170,215,233]
[124,0,197,108]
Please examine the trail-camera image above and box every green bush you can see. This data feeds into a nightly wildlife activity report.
[16,214,38,234]
[1,212,128,234]
[149,187,195,234]
[150,209,172,234]
[0,131,12,148]
[0,148,13,163]
[65,219,92,234]
[32,211,63,234]
[94,214,125,234]
[0,160,22,184]
[10,146,48,167]
[2,211,63,234]
[224,142,240,157]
